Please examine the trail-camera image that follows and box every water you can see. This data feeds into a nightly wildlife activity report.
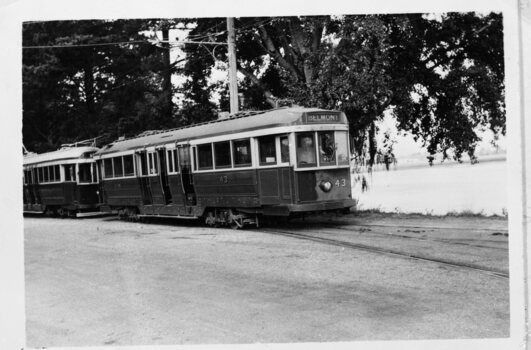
[354,159,507,216]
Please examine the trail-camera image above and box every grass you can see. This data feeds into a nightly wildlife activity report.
[351,206,508,219]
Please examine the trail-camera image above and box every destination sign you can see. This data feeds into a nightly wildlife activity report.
[303,113,341,124]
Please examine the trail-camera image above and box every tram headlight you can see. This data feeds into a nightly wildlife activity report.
[319,180,333,192]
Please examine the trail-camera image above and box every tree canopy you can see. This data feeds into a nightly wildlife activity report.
[180,13,504,165]
[22,13,505,166]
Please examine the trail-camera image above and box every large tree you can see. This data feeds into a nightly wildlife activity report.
[179,13,505,165]
[22,19,175,152]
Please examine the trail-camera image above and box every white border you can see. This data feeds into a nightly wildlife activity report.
[0,1,527,350]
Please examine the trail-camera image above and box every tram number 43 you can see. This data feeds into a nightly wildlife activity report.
[219,175,229,184]
[334,178,347,187]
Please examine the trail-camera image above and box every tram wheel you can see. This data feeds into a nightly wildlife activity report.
[57,208,67,218]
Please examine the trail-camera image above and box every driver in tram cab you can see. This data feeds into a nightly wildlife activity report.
[298,135,316,164]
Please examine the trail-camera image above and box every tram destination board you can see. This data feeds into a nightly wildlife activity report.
[302,112,342,124]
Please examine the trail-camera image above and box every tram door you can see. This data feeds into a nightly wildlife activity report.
[157,148,172,204]
[137,151,153,205]
[30,168,41,204]
[27,168,36,204]
[178,145,196,206]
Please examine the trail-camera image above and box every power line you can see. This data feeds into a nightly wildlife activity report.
[23,39,227,49]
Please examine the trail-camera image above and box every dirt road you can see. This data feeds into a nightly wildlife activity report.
[24,213,509,347]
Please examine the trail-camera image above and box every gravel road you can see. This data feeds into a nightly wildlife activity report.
[24,213,509,347]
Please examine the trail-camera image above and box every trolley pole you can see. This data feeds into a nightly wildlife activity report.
[227,17,239,114]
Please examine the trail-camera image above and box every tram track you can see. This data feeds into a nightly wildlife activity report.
[257,227,509,279]
[291,222,508,251]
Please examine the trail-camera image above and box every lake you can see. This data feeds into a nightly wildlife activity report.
[353,158,507,216]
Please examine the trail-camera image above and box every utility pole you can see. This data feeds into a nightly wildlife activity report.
[227,17,239,114]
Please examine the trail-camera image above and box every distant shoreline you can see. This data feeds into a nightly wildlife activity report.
[368,153,506,172]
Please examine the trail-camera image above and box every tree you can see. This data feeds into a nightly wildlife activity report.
[22,19,175,152]
[178,13,505,165]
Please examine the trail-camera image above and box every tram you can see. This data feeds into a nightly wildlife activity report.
[94,107,355,227]
[23,145,100,217]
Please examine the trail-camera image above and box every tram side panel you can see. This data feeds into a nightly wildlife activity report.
[193,169,260,209]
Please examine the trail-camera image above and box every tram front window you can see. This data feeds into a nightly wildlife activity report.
[296,133,317,167]
[79,163,93,183]
[336,131,350,165]
[318,131,336,165]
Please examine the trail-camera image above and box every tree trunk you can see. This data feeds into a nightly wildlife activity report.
[368,121,377,167]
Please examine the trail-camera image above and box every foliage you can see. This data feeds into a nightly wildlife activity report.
[178,13,505,165]
[23,19,175,152]
[23,13,505,168]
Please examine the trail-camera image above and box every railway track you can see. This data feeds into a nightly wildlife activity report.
[258,227,509,279]
[292,222,508,251]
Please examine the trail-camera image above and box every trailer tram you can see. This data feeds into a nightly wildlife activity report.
[93,107,355,227]
[23,146,100,217]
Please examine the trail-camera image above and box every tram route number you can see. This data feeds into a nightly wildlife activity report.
[219,175,229,184]
[335,178,347,187]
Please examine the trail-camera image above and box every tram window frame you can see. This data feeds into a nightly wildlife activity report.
[335,131,350,165]
[43,166,49,182]
[296,132,317,168]
[232,139,252,167]
[258,135,277,166]
[54,165,61,182]
[123,155,134,176]
[103,158,114,178]
[279,135,290,164]
[318,131,336,166]
[148,152,158,175]
[214,141,232,169]
[113,157,124,177]
[197,144,213,170]
[64,164,75,182]
[78,163,94,183]
[166,149,179,174]
[138,153,148,176]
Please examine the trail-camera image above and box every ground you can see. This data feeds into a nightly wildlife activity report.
[24,213,509,347]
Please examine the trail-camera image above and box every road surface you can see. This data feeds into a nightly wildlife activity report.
[24,213,509,347]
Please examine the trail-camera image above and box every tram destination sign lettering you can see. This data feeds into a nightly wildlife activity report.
[303,113,341,124]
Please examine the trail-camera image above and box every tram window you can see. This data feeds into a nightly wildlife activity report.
[197,144,213,170]
[148,152,158,175]
[104,158,113,178]
[79,163,92,183]
[318,131,336,166]
[233,139,251,167]
[37,167,43,183]
[43,166,49,182]
[64,165,71,181]
[138,153,148,176]
[280,136,290,163]
[296,133,317,167]
[214,142,231,169]
[167,150,174,173]
[92,163,98,182]
[23,170,28,185]
[336,131,350,165]
[166,149,179,174]
[173,150,179,172]
[258,136,276,165]
[113,157,123,177]
[123,155,134,176]
[54,165,61,181]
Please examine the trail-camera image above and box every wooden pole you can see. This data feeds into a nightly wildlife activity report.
[227,18,239,114]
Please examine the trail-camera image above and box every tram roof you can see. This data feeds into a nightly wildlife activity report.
[23,146,99,166]
[95,107,347,156]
